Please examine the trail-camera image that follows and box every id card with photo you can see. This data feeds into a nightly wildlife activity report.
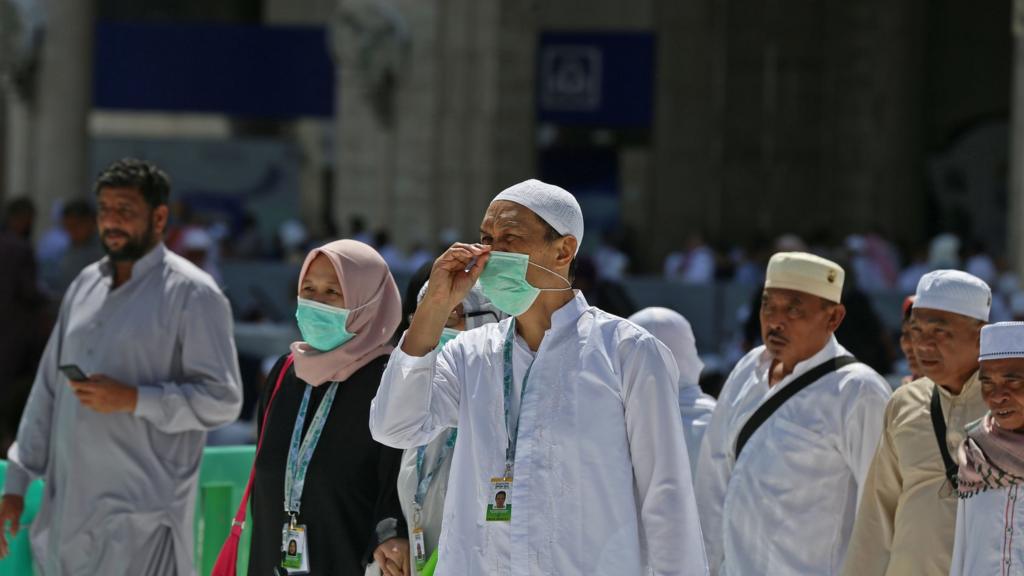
[412,527,428,570]
[281,523,310,574]
[485,477,512,521]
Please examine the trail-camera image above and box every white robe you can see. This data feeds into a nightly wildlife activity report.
[370,293,708,576]
[695,337,891,576]
[397,428,457,575]
[679,385,716,480]
[950,484,1024,576]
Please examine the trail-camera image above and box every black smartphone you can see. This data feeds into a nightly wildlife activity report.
[58,364,89,381]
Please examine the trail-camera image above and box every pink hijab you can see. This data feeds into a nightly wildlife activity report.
[290,239,401,385]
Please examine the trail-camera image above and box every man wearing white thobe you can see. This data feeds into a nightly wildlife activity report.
[370,179,708,576]
[696,252,891,575]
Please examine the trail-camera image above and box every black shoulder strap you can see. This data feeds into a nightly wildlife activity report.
[930,384,959,487]
[735,355,858,459]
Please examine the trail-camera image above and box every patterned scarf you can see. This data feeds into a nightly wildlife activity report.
[956,413,1024,498]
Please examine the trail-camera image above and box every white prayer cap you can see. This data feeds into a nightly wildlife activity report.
[765,252,845,303]
[628,307,704,387]
[491,179,584,254]
[979,322,1024,361]
[913,269,991,322]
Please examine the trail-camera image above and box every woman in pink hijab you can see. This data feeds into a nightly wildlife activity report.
[248,240,410,576]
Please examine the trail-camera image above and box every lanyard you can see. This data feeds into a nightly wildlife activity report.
[414,429,459,510]
[284,381,339,518]
[502,320,535,477]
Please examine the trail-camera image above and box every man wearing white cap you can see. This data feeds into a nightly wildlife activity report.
[949,322,1024,575]
[695,252,891,576]
[842,270,991,576]
[628,307,716,479]
[370,180,708,575]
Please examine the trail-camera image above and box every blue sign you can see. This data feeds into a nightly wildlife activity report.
[94,21,334,118]
[537,32,655,128]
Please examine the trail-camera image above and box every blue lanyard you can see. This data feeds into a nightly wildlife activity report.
[502,320,535,477]
[284,382,339,516]
[414,429,458,509]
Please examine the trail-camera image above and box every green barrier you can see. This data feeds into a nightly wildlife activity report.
[0,460,41,576]
[0,445,256,576]
[195,445,256,576]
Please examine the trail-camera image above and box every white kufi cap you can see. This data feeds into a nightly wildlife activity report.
[491,179,584,254]
[979,322,1024,361]
[628,307,704,388]
[914,270,991,322]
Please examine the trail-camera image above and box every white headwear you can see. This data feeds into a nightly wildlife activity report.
[417,281,507,330]
[490,179,584,254]
[928,233,962,269]
[765,251,845,303]
[628,307,704,388]
[979,322,1024,361]
[181,227,213,251]
[914,269,992,322]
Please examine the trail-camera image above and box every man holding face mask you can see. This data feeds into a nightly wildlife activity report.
[370,179,708,575]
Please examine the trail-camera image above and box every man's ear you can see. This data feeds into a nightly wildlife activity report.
[556,235,578,267]
[152,205,170,236]
[828,303,847,332]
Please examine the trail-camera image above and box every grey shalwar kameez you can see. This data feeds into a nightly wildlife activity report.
[4,244,243,575]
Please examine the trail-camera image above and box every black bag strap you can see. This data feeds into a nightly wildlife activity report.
[735,355,858,459]
[930,384,959,487]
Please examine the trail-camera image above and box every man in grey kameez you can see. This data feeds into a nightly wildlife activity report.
[0,159,243,575]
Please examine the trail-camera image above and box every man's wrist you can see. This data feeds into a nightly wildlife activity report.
[403,307,452,356]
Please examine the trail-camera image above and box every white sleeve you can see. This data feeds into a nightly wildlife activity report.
[623,335,709,576]
[695,365,747,576]
[838,373,892,505]
[948,498,968,576]
[369,334,462,449]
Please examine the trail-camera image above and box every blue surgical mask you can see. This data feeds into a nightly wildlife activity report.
[438,327,460,349]
[295,297,357,352]
[478,251,571,317]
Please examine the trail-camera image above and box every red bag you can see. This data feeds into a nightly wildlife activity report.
[211,353,294,576]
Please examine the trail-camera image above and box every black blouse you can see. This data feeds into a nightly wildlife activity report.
[248,354,405,575]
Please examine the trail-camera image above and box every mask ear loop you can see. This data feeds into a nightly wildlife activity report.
[527,261,573,291]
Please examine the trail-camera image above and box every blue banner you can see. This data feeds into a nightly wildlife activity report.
[94,21,334,118]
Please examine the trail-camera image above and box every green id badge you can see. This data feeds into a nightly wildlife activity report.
[485,477,512,521]
[281,523,310,574]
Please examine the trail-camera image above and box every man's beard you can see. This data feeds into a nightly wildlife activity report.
[102,217,157,262]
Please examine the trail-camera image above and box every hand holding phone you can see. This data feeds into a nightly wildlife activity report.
[59,364,89,381]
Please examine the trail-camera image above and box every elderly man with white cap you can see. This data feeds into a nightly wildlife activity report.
[842,270,991,576]
[628,307,716,479]
[695,252,891,576]
[370,180,708,575]
[948,322,1024,575]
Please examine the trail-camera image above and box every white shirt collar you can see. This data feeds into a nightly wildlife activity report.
[757,334,844,389]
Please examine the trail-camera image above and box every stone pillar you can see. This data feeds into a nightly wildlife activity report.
[31,0,95,227]
[1009,0,1024,276]
[331,0,535,252]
